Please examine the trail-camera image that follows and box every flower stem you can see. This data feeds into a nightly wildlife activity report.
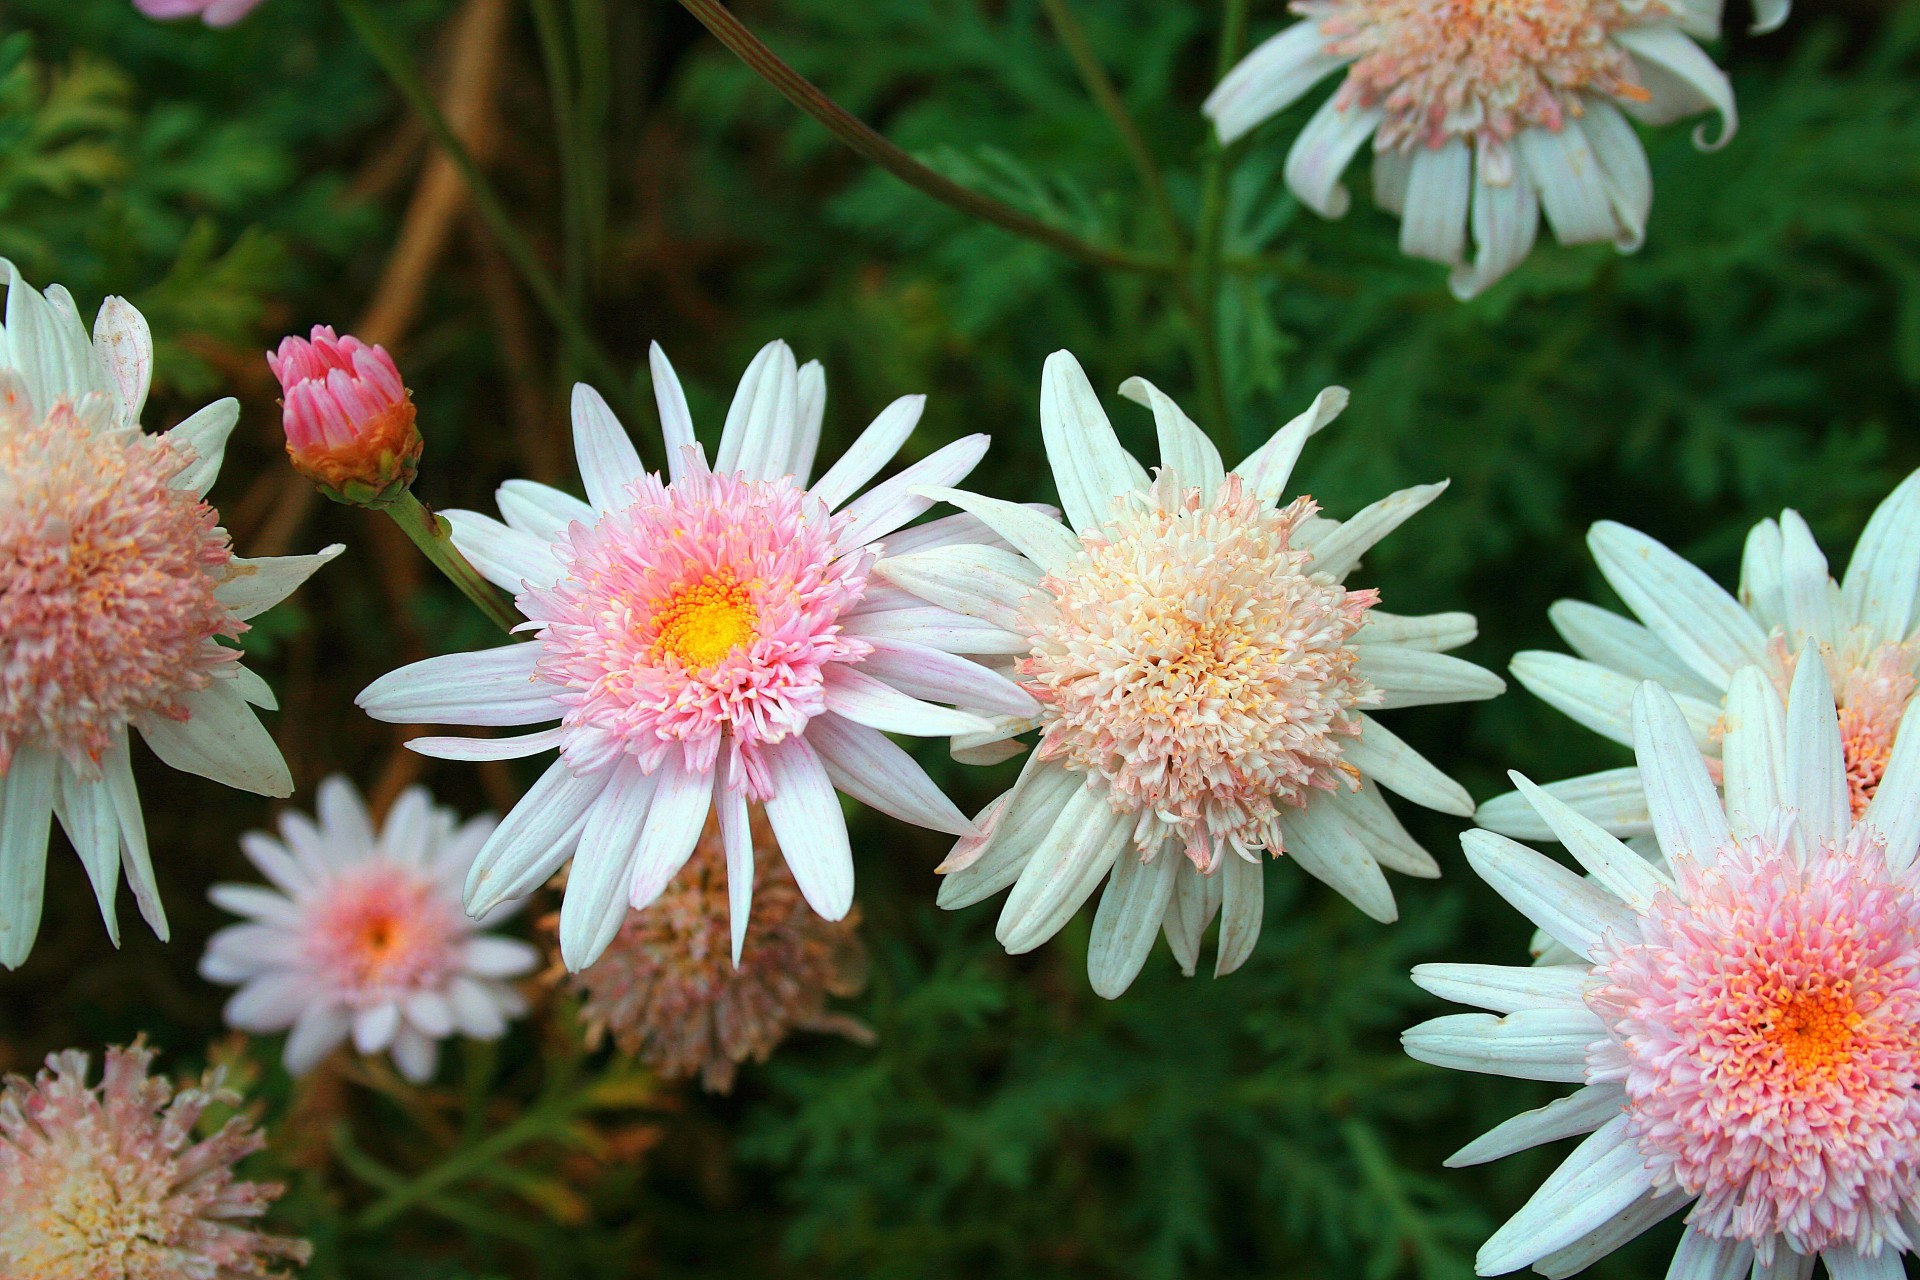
[385,489,524,636]
[1190,0,1253,438]
[675,0,1173,275]
[336,0,637,416]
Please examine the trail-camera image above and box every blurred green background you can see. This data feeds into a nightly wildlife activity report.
[1,0,1917,1275]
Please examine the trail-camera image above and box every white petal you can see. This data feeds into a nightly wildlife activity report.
[1615,26,1736,150]
[1821,1247,1906,1280]
[1038,350,1149,532]
[557,762,653,971]
[838,434,991,550]
[54,766,122,944]
[1840,468,1920,643]
[1588,520,1766,688]
[1507,772,1672,909]
[100,739,162,939]
[496,479,593,542]
[1462,829,1637,959]
[843,604,1030,655]
[1357,646,1505,708]
[762,737,855,920]
[1511,650,1721,750]
[1740,517,1786,633]
[1284,99,1382,219]
[138,680,292,797]
[1450,149,1541,300]
[404,989,456,1038]
[625,757,712,909]
[407,727,567,761]
[1548,599,1718,701]
[910,485,1082,572]
[1342,716,1474,817]
[1086,849,1180,999]
[715,340,798,482]
[232,665,276,710]
[0,748,56,968]
[283,1004,351,1076]
[995,783,1131,954]
[389,1026,438,1083]
[445,510,563,593]
[1664,1226,1754,1280]
[92,295,152,425]
[446,976,510,1039]
[1478,768,1652,841]
[869,544,1041,634]
[216,547,345,621]
[791,359,826,483]
[856,639,1036,720]
[1579,98,1652,251]
[1283,797,1398,921]
[1532,1190,1688,1279]
[1356,610,1477,653]
[1632,681,1733,867]
[822,665,994,738]
[1519,123,1618,246]
[716,753,754,966]
[1722,666,1787,842]
[1446,1084,1622,1167]
[1235,386,1347,504]
[1325,782,1442,878]
[0,260,101,412]
[225,971,312,1031]
[1777,509,1836,643]
[465,935,539,978]
[808,713,973,837]
[1753,1252,1817,1280]
[810,395,925,511]
[353,1002,401,1054]
[1402,1009,1603,1083]
[1202,22,1350,144]
[358,644,553,728]
[647,343,705,481]
[1309,481,1448,580]
[1215,851,1264,977]
[1784,643,1847,856]
[1867,710,1920,872]
[1400,138,1472,264]
[571,382,645,510]
[936,758,1081,909]
[1118,376,1223,499]
[1475,1115,1657,1275]
[1412,962,1591,1014]
[166,398,238,496]
[465,757,606,913]
[209,882,300,927]
[1163,855,1221,976]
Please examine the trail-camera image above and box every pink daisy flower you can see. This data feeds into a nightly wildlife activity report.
[358,341,1032,971]
[916,351,1502,996]
[201,776,539,1083]
[0,1041,311,1279]
[1406,655,1920,1278]
[0,263,340,969]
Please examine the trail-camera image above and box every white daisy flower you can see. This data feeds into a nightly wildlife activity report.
[358,341,1031,972]
[914,351,1503,997]
[1203,0,1738,298]
[1407,661,1920,1279]
[0,263,341,968]
[201,775,539,1083]
[1483,471,1920,847]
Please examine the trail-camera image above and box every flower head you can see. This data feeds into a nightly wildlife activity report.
[131,0,269,26]
[1406,658,1920,1276]
[1203,0,1736,298]
[267,326,421,506]
[1482,473,1920,847]
[561,809,869,1092]
[0,263,340,968]
[359,341,1031,972]
[202,777,538,1083]
[918,352,1501,997]
[0,1041,311,1280]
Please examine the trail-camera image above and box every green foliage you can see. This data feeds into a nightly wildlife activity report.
[3,0,1919,1276]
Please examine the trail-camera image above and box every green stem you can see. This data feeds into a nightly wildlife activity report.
[336,0,634,414]
[1038,0,1185,258]
[529,0,588,318]
[354,1095,568,1229]
[1189,0,1252,437]
[385,489,524,636]
[676,0,1172,275]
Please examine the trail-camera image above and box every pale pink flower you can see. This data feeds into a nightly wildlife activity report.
[132,0,269,27]
[560,810,870,1093]
[0,1041,311,1279]
[1203,0,1739,298]
[202,777,538,1083]
[919,352,1500,997]
[359,341,1032,971]
[1407,657,1920,1276]
[0,263,340,969]
[266,326,421,505]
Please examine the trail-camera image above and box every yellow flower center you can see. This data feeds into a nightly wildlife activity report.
[653,574,759,670]
[1767,985,1861,1081]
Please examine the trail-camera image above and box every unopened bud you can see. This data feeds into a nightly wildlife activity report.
[267,326,422,507]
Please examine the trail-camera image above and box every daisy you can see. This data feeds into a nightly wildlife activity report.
[0,263,340,969]
[560,809,870,1093]
[1202,0,1737,298]
[1482,472,1920,846]
[1406,661,1920,1278]
[913,351,1503,997]
[0,1040,311,1279]
[201,776,539,1084]
[358,341,1030,971]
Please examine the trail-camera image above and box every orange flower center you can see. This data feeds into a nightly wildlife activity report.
[652,574,758,670]
[1766,985,1861,1081]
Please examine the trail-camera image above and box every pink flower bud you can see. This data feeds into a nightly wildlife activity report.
[132,0,270,27]
[267,326,423,506]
